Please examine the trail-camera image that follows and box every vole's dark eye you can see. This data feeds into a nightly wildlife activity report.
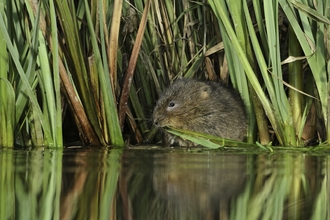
[168,101,175,107]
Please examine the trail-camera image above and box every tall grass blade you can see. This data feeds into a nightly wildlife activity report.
[0,0,14,147]
[264,0,296,145]
[288,25,304,145]
[0,79,15,147]
[108,0,122,93]
[0,9,53,146]
[54,0,104,145]
[49,0,63,147]
[225,0,258,144]
[37,25,60,146]
[118,0,151,129]
[84,0,124,146]
[279,0,328,140]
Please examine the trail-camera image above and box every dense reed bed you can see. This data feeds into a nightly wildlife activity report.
[0,0,329,148]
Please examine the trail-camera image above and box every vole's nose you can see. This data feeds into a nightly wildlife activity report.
[153,113,164,127]
[153,116,161,127]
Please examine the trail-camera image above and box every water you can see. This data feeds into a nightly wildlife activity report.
[0,146,329,220]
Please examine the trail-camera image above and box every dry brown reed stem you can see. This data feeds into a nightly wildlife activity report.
[108,0,123,95]
[118,0,151,130]
[58,61,101,145]
[28,0,100,145]
[126,107,143,143]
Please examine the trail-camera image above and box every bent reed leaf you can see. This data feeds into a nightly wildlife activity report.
[166,127,258,149]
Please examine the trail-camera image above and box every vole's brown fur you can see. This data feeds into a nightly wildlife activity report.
[153,79,247,146]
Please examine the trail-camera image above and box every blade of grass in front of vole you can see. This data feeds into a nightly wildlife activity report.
[166,128,223,149]
[166,127,259,149]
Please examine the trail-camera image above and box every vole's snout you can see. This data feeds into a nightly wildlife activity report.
[153,114,159,126]
[153,113,166,128]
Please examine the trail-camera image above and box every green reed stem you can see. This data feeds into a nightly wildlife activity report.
[85,0,124,146]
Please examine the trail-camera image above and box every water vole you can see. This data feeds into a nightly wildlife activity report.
[153,79,247,146]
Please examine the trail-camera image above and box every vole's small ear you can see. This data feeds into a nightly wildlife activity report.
[200,85,212,99]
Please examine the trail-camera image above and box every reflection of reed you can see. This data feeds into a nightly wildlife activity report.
[120,150,161,219]
[0,149,14,220]
[60,148,122,220]
[1,149,328,219]
[122,151,327,220]
[308,156,328,220]
[244,154,325,220]
[60,150,88,220]
[0,149,63,220]
[119,163,133,220]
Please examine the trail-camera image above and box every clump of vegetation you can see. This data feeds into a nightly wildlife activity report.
[0,0,329,148]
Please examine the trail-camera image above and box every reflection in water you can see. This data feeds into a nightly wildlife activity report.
[0,147,329,220]
[61,148,121,220]
[151,152,247,220]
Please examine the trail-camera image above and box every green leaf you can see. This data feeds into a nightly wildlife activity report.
[292,1,330,24]
[166,127,257,149]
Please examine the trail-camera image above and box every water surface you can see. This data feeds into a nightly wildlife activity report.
[0,146,329,220]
